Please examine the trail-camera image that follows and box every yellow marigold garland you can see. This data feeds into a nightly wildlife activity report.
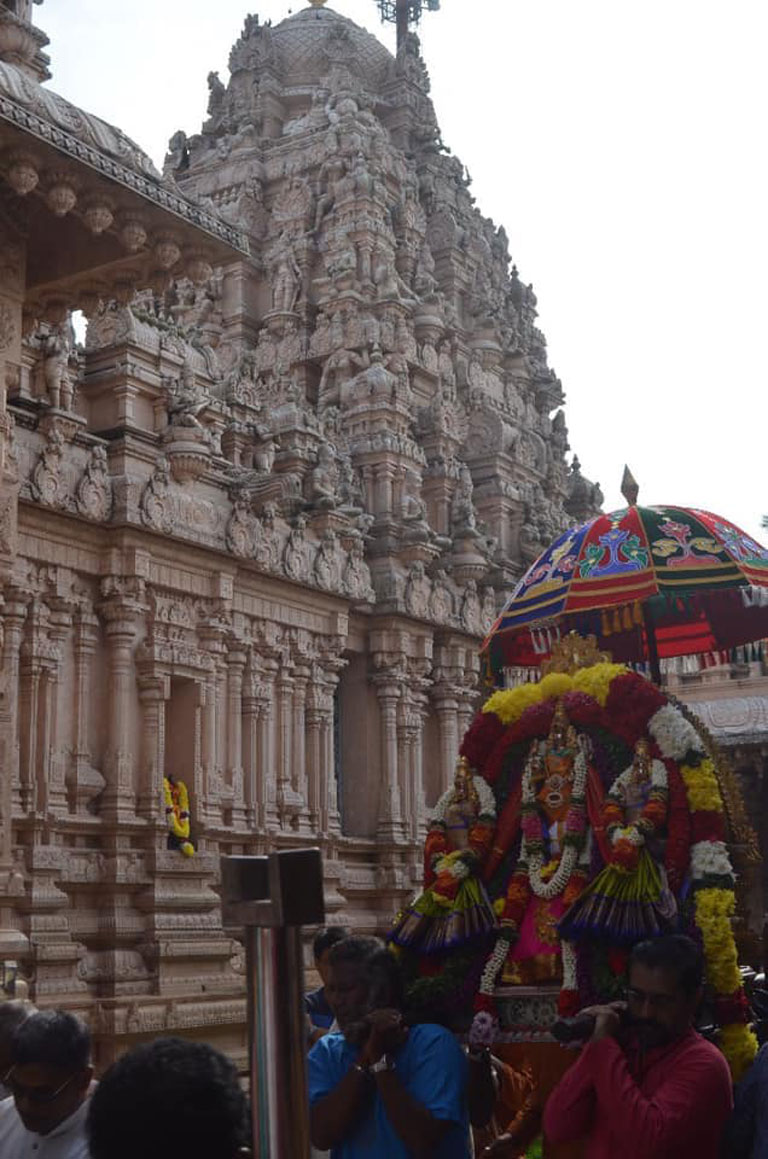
[571,662,628,706]
[680,759,723,814]
[537,673,574,701]
[719,1023,760,1084]
[694,889,741,995]
[482,683,542,725]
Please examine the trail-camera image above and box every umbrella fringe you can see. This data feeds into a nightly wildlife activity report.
[742,585,768,608]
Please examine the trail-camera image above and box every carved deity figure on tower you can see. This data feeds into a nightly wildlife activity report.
[389,756,497,956]
[268,233,301,313]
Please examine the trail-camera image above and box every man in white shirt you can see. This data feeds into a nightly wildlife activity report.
[0,1009,93,1158]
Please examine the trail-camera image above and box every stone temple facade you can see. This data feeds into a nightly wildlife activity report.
[0,2,601,1067]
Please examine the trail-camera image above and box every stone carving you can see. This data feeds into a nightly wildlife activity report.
[342,537,375,602]
[404,561,431,619]
[226,492,255,558]
[451,462,478,534]
[31,428,65,507]
[313,529,342,590]
[140,457,175,535]
[0,300,16,350]
[460,579,483,635]
[307,443,339,509]
[283,514,313,581]
[75,444,112,522]
[40,321,76,410]
[267,233,301,313]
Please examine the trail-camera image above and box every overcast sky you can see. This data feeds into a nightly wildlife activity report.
[41,0,767,542]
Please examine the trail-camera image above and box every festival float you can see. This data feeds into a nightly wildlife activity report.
[389,483,768,1157]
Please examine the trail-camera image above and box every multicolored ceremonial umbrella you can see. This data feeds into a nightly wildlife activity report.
[482,474,768,684]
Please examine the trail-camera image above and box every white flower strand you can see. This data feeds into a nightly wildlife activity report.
[522,741,588,900]
[648,704,703,761]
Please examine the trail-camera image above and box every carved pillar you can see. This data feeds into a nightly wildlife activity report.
[98,589,146,821]
[276,659,301,826]
[136,674,169,822]
[305,692,323,835]
[226,645,247,829]
[256,655,279,833]
[199,620,227,828]
[372,671,405,843]
[431,684,460,795]
[18,599,58,816]
[292,662,311,833]
[2,592,28,825]
[69,608,102,814]
[372,462,397,518]
[0,591,29,966]
[45,599,73,816]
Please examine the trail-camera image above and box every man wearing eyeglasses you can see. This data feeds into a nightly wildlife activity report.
[543,934,733,1158]
[0,1009,94,1157]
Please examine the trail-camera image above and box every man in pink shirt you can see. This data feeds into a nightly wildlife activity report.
[543,934,733,1158]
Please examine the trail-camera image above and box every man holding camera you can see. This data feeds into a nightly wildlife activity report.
[308,935,470,1158]
[543,934,733,1158]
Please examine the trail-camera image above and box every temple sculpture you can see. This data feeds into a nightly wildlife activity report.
[0,2,602,1067]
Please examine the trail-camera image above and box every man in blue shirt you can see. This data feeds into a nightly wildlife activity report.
[308,936,470,1158]
[305,925,350,1045]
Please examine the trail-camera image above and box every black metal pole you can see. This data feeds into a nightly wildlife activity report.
[642,602,662,686]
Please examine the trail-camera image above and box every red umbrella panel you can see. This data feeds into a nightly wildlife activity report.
[483,506,768,676]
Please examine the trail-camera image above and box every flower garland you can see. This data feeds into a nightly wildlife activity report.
[463,662,757,1077]
[470,739,590,1038]
[603,757,668,872]
[677,750,756,1079]
[163,777,195,858]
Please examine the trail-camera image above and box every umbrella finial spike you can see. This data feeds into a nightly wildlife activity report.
[621,465,639,507]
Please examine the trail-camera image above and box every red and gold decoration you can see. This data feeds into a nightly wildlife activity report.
[441,638,759,1080]
[481,502,768,681]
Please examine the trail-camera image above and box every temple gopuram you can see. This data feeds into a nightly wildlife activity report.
[0,0,602,1067]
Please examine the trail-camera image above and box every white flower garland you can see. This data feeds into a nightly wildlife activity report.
[522,741,588,899]
[430,771,496,826]
[561,939,578,991]
[648,704,703,761]
[690,840,735,880]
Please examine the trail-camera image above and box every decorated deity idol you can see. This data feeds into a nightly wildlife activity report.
[496,700,602,988]
[389,756,497,955]
[558,737,676,943]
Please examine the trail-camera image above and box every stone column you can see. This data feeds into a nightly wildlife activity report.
[262,660,280,833]
[136,674,169,822]
[373,672,405,843]
[98,592,145,821]
[69,609,102,814]
[373,462,397,519]
[292,662,311,834]
[305,694,323,835]
[45,599,73,816]
[226,646,248,829]
[0,592,29,970]
[276,659,301,826]
[0,592,27,859]
[431,684,460,795]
